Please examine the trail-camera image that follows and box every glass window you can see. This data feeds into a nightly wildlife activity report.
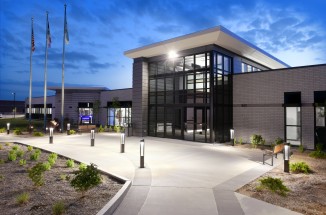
[195,54,206,69]
[286,107,301,125]
[217,54,223,69]
[316,107,325,127]
[185,56,194,71]
[175,58,184,72]
[149,63,157,76]
[224,57,229,72]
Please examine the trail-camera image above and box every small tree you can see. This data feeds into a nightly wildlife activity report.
[70,163,102,197]
[28,162,47,186]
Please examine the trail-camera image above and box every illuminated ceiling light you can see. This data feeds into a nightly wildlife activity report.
[168,50,178,59]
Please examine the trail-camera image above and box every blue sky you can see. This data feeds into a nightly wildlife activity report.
[0,0,325,101]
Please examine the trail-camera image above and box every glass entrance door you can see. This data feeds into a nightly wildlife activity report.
[184,107,209,142]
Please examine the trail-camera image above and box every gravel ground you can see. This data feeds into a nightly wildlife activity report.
[0,142,123,215]
[236,146,326,215]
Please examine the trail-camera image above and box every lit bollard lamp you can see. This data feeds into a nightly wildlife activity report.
[90,129,95,147]
[284,142,290,173]
[49,127,54,144]
[120,131,125,153]
[7,123,10,135]
[140,139,145,168]
[230,128,234,146]
[29,125,33,134]
[67,123,70,135]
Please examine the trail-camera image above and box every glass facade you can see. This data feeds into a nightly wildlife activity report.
[148,51,232,143]
[78,102,93,124]
[108,107,131,126]
[284,92,301,146]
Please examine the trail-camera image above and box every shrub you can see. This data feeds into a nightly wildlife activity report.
[0,144,2,150]
[70,163,102,197]
[0,159,5,164]
[79,163,87,171]
[35,149,41,155]
[19,159,27,166]
[16,192,30,205]
[257,177,290,196]
[69,129,76,135]
[27,145,33,152]
[0,127,6,133]
[250,134,264,148]
[52,201,65,215]
[49,153,58,161]
[8,150,17,161]
[309,151,326,159]
[48,157,56,166]
[274,137,284,145]
[98,125,105,133]
[114,125,121,133]
[316,143,324,152]
[5,142,10,146]
[30,152,40,161]
[33,131,44,137]
[13,129,23,135]
[0,175,4,180]
[16,149,25,158]
[239,137,243,145]
[60,174,67,181]
[290,162,311,174]
[28,162,46,186]
[66,159,75,168]
[42,161,51,171]
[298,145,305,153]
[12,145,19,151]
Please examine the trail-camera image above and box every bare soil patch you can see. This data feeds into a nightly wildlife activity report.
[0,142,123,215]
[236,144,326,215]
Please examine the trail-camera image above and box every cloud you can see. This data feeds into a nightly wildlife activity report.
[138,36,156,46]
[89,62,115,69]
[217,3,326,66]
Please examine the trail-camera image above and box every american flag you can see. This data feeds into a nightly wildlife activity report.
[31,27,35,52]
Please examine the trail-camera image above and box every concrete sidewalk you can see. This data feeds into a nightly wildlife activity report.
[0,133,301,215]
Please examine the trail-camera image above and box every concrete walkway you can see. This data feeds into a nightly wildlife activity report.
[0,133,301,215]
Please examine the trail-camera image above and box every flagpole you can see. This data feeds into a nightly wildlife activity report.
[43,12,49,132]
[61,4,67,133]
[29,17,33,124]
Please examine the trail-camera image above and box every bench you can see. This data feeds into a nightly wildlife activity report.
[263,143,284,166]
[77,125,96,134]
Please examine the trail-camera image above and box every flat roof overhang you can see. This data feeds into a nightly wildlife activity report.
[48,86,108,92]
[124,26,289,69]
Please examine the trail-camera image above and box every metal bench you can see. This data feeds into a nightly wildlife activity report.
[263,143,284,166]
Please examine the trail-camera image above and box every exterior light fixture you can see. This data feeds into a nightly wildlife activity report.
[7,123,10,134]
[284,143,290,173]
[90,129,95,146]
[49,127,54,144]
[29,125,34,134]
[230,128,234,146]
[140,139,145,168]
[67,123,70,135]
[168,50,178,59]
[120,131,125,153]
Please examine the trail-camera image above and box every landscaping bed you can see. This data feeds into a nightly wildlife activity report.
[0,142,123,215]
[236,147,326,215]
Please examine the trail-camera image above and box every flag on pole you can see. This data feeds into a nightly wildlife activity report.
[64,14,69,44]
[31,26,35,52]
[47,20,51,48]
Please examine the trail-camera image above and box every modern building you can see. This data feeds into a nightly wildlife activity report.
[28,26,326,149]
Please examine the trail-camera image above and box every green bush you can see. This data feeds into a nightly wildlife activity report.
[98,125,105,133]
[79,163,87,171]
[70,163,102,196]
[12,145,19,151]
[49,153,58,161]
[16,192,30,205]
[27,145,33,152]
[238,137,243,145]
[48,157,56,166]
[274,137,284,145]
[250,134,265,148]
[257,177,290,196]
[33,131,44,137]
[35,149,41,155]
[316,143,324,152]
[13,129,23,135]
[290,162,311,174]
[0,159,5,164]
[309,151,326,159]
[0,128,6,133]
[298,145,305,153]
[5,142,10,146]
[28,162,46,186]
[69,129,76,135]
[30,152,40,161]
[19,159,27,166]
[8,150,17,161]
[66,159,75,168]
[42,161,51,171]
[114,125,121,133]
[52,201,65,215]
[16,149,25,158]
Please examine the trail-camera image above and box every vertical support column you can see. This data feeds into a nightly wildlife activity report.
[132,57,149,137]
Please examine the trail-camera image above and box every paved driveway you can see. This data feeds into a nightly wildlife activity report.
[0,133,300,215]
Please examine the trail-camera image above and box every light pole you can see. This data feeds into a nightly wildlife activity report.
[12,92,16,119]
[140,139,145,168]
[230,128,234,146]
[284,143,290,173]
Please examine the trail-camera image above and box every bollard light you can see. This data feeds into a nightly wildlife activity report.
[49,127,54,144]
[7,123,10,135]
[230,128,234,146]
[140,139,145,168]
[90,129,95,146]
[67,123,70,135]
[284,142,290,173]
[29,125,34,134]
[120,131,125,153]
